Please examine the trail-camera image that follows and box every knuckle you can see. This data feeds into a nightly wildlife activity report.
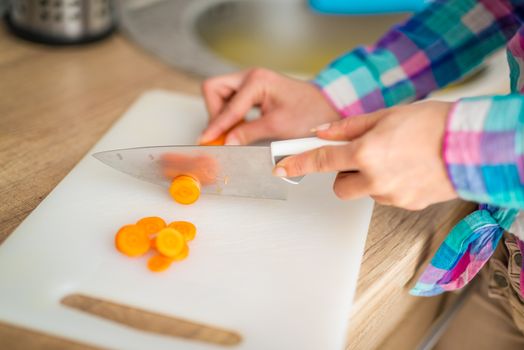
[314,147,333,171]
[353,144,370,166]
[289,157,305,176]
[249,68,272,81]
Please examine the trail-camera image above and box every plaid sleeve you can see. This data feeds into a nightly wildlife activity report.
[314,0,519,117]
[445,95,524,208]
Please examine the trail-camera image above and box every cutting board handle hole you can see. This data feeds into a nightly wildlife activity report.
[61,293,242,347]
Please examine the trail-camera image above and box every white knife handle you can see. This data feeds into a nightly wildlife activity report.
[270,137,349,184]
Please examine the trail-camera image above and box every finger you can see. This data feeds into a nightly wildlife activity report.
[201,80,264,143]
[224,116,276,145]
[316,109,387,141]
[201,71,247,120]
[273,142,360,178]
[332,171,372,200]
[204,84,236,120]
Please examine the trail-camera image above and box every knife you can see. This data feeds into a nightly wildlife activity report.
[92,137,348,200]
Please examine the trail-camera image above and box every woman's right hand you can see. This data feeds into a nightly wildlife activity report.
[199,68,341,145]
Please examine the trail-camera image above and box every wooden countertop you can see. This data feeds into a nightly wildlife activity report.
[0,23,474,350]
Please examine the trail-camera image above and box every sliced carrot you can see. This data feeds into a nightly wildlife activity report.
[136,216,166,236]
[169,175,201,205]
[147,254,174,272]
[199,120,245,146]
[155,227,185,258]
[172,243,189,261]
[200,133,227,146]
[115,225,150,257]
[168,221,197,241]
[200,133,226,146]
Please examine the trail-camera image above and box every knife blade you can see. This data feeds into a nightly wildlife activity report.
[92,137,348,200]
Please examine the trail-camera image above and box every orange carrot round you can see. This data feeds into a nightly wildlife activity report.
[136,216,166,236]
[168,221,197,241]
[172,243,190,261]
[199,120,245,146]
[169,175,201,205]
[147,255,174,272]
[200,133,226,146]
[155,228,185,258]
[115,225,150,257]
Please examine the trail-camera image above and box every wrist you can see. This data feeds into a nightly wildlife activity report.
[443,96,521,207]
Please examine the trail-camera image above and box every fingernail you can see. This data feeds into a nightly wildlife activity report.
[273,166,287,177]
[225,136,240,146]
[310,123,331,133]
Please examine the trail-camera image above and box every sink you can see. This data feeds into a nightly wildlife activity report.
[118,0,509,98]
[118,0,407,77]
[194,1,407,75]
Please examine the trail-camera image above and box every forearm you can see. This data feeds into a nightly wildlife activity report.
[315,0,520,117]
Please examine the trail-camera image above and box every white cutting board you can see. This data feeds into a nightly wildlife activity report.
[0,90,373,350]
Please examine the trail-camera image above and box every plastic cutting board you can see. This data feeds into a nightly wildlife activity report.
[0,90,373,350]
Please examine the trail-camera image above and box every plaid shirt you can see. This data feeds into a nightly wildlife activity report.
[313,0,524,297]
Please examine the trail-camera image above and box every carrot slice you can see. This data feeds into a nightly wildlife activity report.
[136,216,166,236]
[172,243,189,261]
[200,133,226,146]
[168,221,197,241]
[199,120,245,146]
[155,227,185,258]
[115,225,150,257]
[169,175,201,205]
[147,255,174,272]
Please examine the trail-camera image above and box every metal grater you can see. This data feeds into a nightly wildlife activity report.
[5,0,116,44]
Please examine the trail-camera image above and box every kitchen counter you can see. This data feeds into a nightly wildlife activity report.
[0,23,475,350]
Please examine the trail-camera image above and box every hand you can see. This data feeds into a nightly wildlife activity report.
[273,101,458,210]
[199,68,340,145]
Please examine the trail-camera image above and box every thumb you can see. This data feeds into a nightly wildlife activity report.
[316,109,386,141]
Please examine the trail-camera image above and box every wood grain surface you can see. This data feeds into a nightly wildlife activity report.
[0,22,474,349]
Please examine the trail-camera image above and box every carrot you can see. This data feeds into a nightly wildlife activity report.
[169,175,201,205]
[168,221,197,241]
[155,227,185,258]
[136,216,166,236]
[115,225,150,257]
[199,133,226,146]
[147,255,174,272]
[172,243,189,261]
[199,120,245,146]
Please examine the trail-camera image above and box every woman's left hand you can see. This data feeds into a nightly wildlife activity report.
[273,101,458,210]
